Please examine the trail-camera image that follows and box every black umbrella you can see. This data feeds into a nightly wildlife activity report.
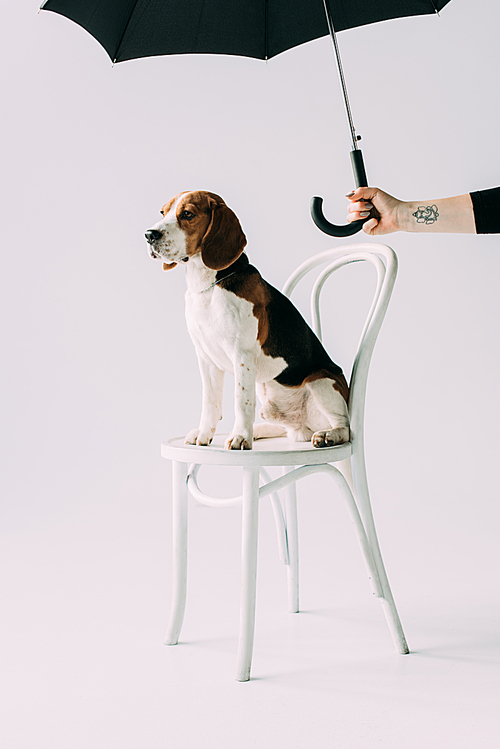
[40,0,452,236]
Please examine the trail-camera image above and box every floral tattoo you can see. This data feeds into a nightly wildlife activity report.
[412,205,439,224]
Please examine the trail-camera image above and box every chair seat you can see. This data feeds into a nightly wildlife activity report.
[161,434,353,467]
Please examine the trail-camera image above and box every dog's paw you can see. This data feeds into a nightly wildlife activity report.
[312,427,350,448]
[185,428,214,446]
[225,434,252,450]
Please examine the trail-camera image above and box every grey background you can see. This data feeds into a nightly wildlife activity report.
[2,1,500,746]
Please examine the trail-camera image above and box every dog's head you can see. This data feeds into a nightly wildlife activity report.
[145,191,247,271]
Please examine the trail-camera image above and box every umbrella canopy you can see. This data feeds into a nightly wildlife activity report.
[40,0,453,236]
[41,0,452,64]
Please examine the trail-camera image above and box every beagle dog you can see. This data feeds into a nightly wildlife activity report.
[145,191,350,451]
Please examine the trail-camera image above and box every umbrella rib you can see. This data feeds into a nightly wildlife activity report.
[112,0,140,64]
[264,0,269,61]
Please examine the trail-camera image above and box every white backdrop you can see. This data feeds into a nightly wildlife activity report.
[2,1,500,744]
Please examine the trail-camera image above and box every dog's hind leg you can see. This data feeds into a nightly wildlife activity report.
[306,378,350,448]
[253,383,287,440]
[256,380,313,442]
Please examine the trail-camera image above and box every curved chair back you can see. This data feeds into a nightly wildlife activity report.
[282,244,398,451]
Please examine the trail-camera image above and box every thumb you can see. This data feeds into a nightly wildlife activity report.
[362,217,380,235]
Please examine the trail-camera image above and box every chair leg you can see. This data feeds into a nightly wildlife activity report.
[336,457,355,494]
[236,466,260,682]
[351,452,410,655]
[164,460,189,646]
[283,467,299,613]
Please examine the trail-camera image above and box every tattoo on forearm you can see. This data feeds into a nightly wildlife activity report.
[412,205,439,224]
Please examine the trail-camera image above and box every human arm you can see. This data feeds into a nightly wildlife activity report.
[346,187,477,235]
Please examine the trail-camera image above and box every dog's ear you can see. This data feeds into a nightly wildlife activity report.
[163,262,177,271]
[201,199,247,271]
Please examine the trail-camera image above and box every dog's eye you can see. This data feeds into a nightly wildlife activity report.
[180,211,194,220]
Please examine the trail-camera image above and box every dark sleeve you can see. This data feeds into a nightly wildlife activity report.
[470,187,500,234]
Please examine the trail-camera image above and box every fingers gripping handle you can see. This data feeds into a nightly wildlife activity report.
[311,149,370,237]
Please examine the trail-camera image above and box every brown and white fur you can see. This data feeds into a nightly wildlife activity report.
[145,191,350,451]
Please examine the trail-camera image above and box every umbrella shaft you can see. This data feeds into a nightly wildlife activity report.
[322,0,359,151]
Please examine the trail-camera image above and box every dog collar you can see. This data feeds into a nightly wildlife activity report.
[201,271,237,293]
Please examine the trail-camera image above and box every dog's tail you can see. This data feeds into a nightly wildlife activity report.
[253,423,287,440]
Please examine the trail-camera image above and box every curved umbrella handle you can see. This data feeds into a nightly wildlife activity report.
[311,148,370,237]
[310,197,367,236]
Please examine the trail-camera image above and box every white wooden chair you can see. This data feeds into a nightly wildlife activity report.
[161,243,409,681]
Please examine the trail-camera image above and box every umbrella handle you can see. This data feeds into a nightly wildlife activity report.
[311,149,370,237]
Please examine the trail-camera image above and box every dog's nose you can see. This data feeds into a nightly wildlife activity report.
[145,229,163,243]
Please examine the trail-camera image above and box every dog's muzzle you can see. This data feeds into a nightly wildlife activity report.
[145,229,188,263]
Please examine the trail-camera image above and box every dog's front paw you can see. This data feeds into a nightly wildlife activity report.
[225,434,252,450]
[312,427,350,448]
[185,428,214,446]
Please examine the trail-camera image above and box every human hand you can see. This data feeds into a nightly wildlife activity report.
[346,187,404,235]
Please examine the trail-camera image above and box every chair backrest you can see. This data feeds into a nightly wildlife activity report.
[282,244,398,448]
